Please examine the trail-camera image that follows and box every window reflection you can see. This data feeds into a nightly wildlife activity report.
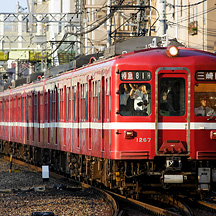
[119,83,151,116]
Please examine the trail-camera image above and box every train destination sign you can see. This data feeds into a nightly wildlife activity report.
[120,71,151,81]
[195,71,216,81]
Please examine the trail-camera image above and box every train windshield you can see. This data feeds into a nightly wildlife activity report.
[119,83,151,116]
[160,78,185,116]
[194,84,216,116]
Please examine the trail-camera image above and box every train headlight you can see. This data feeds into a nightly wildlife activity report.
[210,131,216,139]
[124,130,134,139]
[166,45,179,57]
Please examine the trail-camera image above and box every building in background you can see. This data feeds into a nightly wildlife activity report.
[0,0,215,88]
[161,0,215,52]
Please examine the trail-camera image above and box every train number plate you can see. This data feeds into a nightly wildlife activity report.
[136,138,151,142]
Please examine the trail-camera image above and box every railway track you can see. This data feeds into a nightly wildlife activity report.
[4,155,216,216]
[176,194,216,216]
[157,195,193,216]
[2,155,199,216]
[105,190,182,216]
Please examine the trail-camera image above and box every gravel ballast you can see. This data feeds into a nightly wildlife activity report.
[0,158,112,216]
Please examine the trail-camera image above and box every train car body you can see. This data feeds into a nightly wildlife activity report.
[1,46,216,195]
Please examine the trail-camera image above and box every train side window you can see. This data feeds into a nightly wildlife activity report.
[10,98,12,122]
[11,98,14,122]
[4,100,6,122]
[106,78,111,121]
[7,100,9,121]
[67,87,71,121]
[119,83,151,116]
[85,83,88,120]
[17,98,19,122]
[194,83,216,116]
[97,80,101,120]
[49,90,52,122]
[81,84,84,120]
[40,93,43,121]
[57,89,60,121]
[160,78,185,116]
[69,87,71,120]
[73,86,77,121]
[52,90,56,121]
[94,81,98,120]
[2,100,4,122]
[21,97,23,121]
[25,96,27,122]
[1,101,3,121]
[34,94,38,121]
[63,88,65,120]
[59,88,63,121]
[28,95,33,122]
[5,100,7,122]
[28,96,31,122]
[14,98,16,122]
[31,95,33,122]
[66,87,69,121]
[45,92,48,122]
[92,82,95,119]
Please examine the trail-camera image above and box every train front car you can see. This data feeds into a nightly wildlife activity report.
[111,46,216,194]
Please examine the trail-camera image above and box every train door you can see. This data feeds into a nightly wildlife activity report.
[156,69,190,156]
[88,80,92,150]
[101,77,105,154]
[25,95,28,144]
[79,83,82,153]
[77,83,80,150]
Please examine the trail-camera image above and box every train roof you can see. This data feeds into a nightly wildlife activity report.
[112,46,216,70]
[0,45,216,97]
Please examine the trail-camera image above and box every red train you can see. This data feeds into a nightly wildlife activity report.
[1,45,216,196]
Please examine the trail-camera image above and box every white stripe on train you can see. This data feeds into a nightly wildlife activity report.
[0,122,216,130]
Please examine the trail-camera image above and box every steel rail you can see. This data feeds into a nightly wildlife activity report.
[104,190,180,216]
[196,200,216,211]
[152,194,193,216]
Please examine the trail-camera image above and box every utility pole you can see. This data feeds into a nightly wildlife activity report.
[148,0,152,36]
[107,0,111,48]
[75,0,83,55]
[136,0,141,35]
[27,0,34,34]
[157,0,166,36]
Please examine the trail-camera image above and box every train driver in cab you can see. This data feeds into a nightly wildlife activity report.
[195,97,215,116]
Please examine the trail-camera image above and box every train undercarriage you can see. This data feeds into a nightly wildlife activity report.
[1,140,216,198]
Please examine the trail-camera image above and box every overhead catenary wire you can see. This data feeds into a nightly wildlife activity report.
[17,0,159,61]
[47,0,125,57]
[49,4,160,57]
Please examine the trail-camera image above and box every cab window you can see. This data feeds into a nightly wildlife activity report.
[160,78,185,116]
[194,83,216,116]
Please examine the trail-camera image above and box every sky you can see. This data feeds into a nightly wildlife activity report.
[1,0,28,13]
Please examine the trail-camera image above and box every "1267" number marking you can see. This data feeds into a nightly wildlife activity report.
[136,138,151,142]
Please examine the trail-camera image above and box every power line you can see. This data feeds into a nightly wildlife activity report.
[166,0,206,8]
[167,6,216,27]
